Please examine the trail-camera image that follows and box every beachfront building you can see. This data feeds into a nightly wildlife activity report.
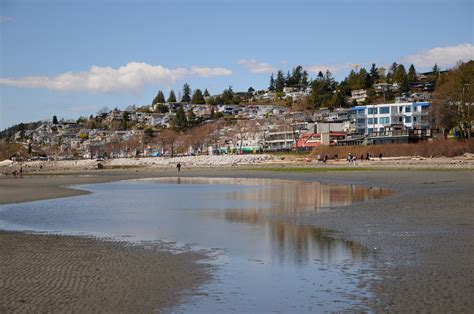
[352,102,431,135]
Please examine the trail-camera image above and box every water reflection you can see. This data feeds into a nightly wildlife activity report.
[149,177,390,265]
[222,180,391,215]
[0,177,391,312]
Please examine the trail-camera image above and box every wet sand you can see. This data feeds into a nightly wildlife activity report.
[0,231,210,313]
[0,167,473,312]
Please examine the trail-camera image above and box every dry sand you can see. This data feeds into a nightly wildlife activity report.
[0,164,473,312]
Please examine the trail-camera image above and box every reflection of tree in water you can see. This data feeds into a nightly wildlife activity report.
[221,181,388,264]
[154,177,388,264]
[224,210,364,265]
[224,181,391,215]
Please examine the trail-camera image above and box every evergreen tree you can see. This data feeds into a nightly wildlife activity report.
[408,64,417,82]
[394,64,407,83]
[167,90,177,103]
[221,86,234,104]
[359,68,371,89]
[247,86,255,93]
[173,105,188,131]
[121,111,130,130]
[181,83,191,102]
[203,89,210,97]
[324,70,336,90]
[301,70,309,87]
[52,115,58,125]
[285,71,292,86]
[328,92,346,108]
[269,73,276,91]
[156,103,168,113]
[387,62,398,83]
[275,71,285,92]
[393,65,409,92]
[191,89,206,104]
[291,65,304,85]
[310,71,335,110]
[369,63,380,84]
[152,90,166,104]
[432,64,440,80]
[206,96,216,106]
[187,108,197,126]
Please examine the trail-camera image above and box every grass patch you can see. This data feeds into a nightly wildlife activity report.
[240,167,375,172]
[309,139,474,159]
[240,166,473,173]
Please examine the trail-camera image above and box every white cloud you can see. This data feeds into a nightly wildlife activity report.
[0,62,232,93]
[306,63,354,74]
[403,44,474,68]
[238,59,277,74]
[0,16,14,23]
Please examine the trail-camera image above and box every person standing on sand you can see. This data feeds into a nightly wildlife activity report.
[176,163,181,172]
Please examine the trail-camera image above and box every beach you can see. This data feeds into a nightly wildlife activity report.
[0,161,473,312]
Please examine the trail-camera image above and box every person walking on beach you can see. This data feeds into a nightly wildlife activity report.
[176,163,181,172]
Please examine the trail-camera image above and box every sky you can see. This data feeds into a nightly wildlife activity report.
[1,0,473,129]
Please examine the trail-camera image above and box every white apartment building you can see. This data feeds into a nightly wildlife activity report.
[353,102,430,135]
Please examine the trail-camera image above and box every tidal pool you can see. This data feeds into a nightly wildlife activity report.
[0,177,391,312]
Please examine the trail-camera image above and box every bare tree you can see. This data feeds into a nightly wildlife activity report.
[187,124,214,155]
[433,61,473,139]
[158,129,180,157]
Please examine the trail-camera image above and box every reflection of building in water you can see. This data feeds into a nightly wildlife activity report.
[224,181,391,214]
[221,180,390,265]
[224,210,365,264]
[152,177,390,264]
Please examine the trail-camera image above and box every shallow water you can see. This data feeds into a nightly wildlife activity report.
[0,177,390,312]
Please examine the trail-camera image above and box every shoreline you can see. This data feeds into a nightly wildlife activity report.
[0,167,473,311]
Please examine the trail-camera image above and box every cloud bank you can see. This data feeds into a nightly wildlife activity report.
[238,59,277,74]
[306,63,355,75]
[0,62,232,93]
[403,44,474,68]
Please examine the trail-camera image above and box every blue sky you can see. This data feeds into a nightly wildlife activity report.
[1,0,473,129]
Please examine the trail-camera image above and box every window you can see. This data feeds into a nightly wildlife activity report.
[368,118,378,124]
[399,117,403,123]
[379,117,390,124]
[368,108,378,114]
[405,106,411,113]
[399,106,403,113]
[413,117,417,122]
[379,107,390,114]
[357,118,365,125]
[405,116,412,123]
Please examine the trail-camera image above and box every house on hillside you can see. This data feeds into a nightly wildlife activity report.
[351,89,368,103]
